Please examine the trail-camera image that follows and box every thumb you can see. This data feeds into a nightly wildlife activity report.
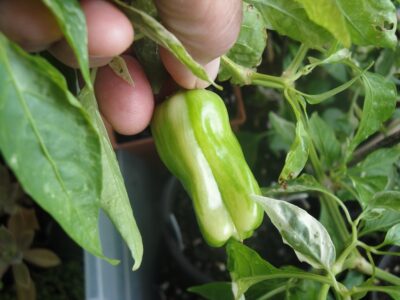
[155,0,242,88]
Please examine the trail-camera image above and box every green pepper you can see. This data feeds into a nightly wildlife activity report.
[151,89,263,247]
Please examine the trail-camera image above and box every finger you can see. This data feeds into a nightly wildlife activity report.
[50,0,134,68]
[94,55,154,135]
[0,0,62,52]
[160,49,220,89]
[155,0,242,88]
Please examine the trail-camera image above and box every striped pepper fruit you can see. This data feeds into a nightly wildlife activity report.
[151,89,263,247]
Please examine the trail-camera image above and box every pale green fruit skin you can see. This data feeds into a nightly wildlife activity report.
[151,89,263,247]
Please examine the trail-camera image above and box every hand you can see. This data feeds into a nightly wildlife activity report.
[0,0,242,135]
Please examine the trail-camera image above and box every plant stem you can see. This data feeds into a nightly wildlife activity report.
[283,44,309,78]
[257,285,286,300]
[220,56,286,89]
[318,284,331,300]
[251,72,287,89]
[352,256,400,286]
[309,141,350,246]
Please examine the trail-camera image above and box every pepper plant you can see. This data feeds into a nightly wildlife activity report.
[0,0,400,299]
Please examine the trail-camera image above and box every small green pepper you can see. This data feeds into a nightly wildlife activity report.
[151,89,263,247]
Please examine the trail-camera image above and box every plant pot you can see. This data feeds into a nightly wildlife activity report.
[84,151,167,300]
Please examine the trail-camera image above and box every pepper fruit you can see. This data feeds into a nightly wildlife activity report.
[151,89,263,247]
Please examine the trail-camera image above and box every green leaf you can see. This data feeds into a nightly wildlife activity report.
[23,249,61,268]
[227,240,330,298]
[188,282,234,300]
[0,34,113,263]
[366,191,400,211]
[349,176,388,205]
[286,279,322,300]
[279,121,310,183]
[236,131,268,168]
[360,191,400,235]
[294,0,350,47]
[247,0,333,47]
[41,0,91,87]
[264,174,329,196]
[114,0,218,87]
[219,2,267,81]
[349,72,397,152]
[343,271,365,290]
[108,56,135,87]
[349,147,400,205]
[336,0,397,48]
[383,223,400,247]
[309,113,341,169]
[302,48,351,76]
[300,73,361,105]
[262,174,347,252]
[268,112,296,154]
[227,240,286,298]
[362,210,400,235]
[322,108,356,140]
[352,286,400,299]
[129,0,157,17]
[252,195,336,270]
[134,38,167,94]
[80,85,143,270]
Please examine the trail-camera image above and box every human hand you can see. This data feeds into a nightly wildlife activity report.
[0,0,242,135]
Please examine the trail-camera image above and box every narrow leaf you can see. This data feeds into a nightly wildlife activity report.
[253,195,336,270]
[300,73,361,104]
[114,0,218,87]
[349,72,397,152]
[41,0,91,87]
[279,121,310,183]
[0,34,113,263]
[295,0,350,47]
[23,249,61,268]
[108,56,135,86]
[302,48,351,76]
[80,85,143,270]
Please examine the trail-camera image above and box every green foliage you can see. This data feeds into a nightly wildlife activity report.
[279,121,310,182]
[253,195,336,270]
[0,33,108,262]
[0,0,399,299]
[348,72,397,154]
[41,0,91,87]
[219,2,267,81]
[80,85,143,270]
